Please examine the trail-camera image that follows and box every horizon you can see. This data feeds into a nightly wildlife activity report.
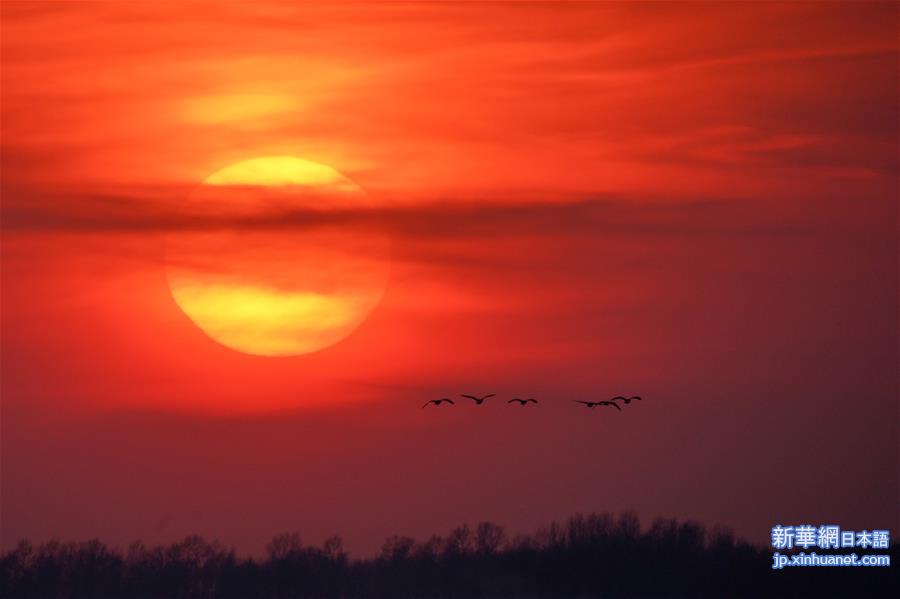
[6,508,758,560]
[7,510,894,598]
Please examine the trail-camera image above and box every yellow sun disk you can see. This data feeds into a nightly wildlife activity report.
[166,156,388,356]
[204,156,358,191]
[171,284,368,356]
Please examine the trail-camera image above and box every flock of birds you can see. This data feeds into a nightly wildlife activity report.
[423,394,642,411]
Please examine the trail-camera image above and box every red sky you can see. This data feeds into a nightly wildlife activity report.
[1,2,897,556]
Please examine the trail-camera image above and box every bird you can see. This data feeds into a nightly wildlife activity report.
[461,393,495,405]
[422,398,455,408]
[574,400,621,411]
[610,396,642,405]
[508,398,538,405]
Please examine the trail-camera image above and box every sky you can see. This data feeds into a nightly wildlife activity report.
[1,2,897,556]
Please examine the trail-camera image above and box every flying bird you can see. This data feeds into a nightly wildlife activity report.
[611,396,642,405]
[423,398,455,408]
[508,398,538,405]
[575,400,621,411]
[461,393,496,405]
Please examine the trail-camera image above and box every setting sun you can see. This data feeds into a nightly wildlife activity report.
[165,157,389,356]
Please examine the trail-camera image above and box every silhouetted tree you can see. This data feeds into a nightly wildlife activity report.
[266,533,302,562]
[475,522,505,555]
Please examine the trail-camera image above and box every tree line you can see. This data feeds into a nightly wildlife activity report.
[1,511,894,598]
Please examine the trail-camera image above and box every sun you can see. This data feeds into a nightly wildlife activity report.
[165,157,389,356]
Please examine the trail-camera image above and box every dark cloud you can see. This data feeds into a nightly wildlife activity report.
[3,180,875,239]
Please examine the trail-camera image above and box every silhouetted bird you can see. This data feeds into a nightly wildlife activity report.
[423,398,455,408]
[461,393,495,405]
[508,398,538,405]
[611,396,642,404]
[575,400,621,411]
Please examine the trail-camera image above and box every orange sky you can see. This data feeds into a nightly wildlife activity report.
[1,1,897,556]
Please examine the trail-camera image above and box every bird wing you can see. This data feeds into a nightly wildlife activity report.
[630,396,643,401]
[422,401,432,408]
[481,394,496,400]
[608,402,622,411]
[527,398,538,403]
[574,401,591,405]
[460,394,479,401]
[611,396,626,401]
[445,399,455,404]
[508,399,520,404]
